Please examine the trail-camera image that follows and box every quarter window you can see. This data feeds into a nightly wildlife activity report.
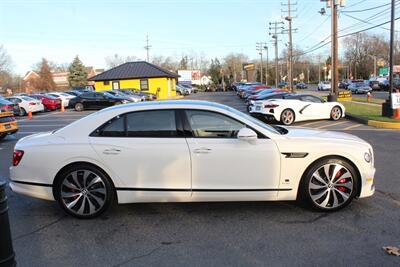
[185,110,244,138]
[97,115,125,137]
[126,110,177,137]
[140,79,149,91]
[104,81,110,85]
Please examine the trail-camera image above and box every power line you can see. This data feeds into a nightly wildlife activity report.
[342,12,399,32]
[341,1,393,13]
[294,15,400,57]
[297,15,330,43]
[343,0,368,9]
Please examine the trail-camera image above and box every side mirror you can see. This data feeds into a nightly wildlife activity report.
[237,128,257,141]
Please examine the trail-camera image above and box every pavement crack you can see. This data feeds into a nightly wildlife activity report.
[112,245,162,267]
[13,215,66,241]
[278,213,330,224]
[376,189,400,206]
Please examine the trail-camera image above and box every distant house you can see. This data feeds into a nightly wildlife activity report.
[22,67,103,92]
[22,71,40,93]
[88,61,179,99]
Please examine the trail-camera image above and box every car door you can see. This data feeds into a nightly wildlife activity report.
[298,96,328,120]
[89,109,191,202]
[82,93,98,109]
[183,109,281,201]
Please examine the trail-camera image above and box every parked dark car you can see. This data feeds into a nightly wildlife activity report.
[0,98,19,115]
[369,80,381,91]
[69,91,131,111]
[30,94,62,111]
[295,82,307,89]
[64,91,83,97]
[338,81,349,89]
[278,81,288,89]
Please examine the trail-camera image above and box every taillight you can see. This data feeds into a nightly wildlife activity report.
[13,150,24,166]
[4,105,12,109]
[264,104,279,108]
[29,102,36,106]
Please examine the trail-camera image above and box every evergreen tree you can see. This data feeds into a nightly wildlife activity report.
[208,58,222,85]
[35,58,56,91]
[68,56,88,88]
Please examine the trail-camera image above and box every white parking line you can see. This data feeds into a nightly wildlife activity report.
[342,124,363,130]
[299,120,325,127]
[316,121,348,129]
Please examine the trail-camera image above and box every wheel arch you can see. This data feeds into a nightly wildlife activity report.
[297,155,362,199]
[52,161,118,202]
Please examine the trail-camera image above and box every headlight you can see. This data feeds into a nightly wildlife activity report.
[364,152,371,163]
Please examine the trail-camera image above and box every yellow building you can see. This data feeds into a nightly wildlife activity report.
[88,61,178,99]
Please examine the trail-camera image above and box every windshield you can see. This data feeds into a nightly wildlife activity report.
[21,96,36,101]
[226,106,281,135]
[103,92,115,98]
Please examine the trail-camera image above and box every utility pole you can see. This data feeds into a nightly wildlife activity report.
[265,46,269,86]
[320,0,342,101]
[144,35,152,62]
[382,0,396,117]
[256,42,268,84]
[269,21,284,87]
[282,0,297,93]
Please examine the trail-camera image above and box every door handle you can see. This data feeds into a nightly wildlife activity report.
[103,148,121,155]
[193,147,212,154]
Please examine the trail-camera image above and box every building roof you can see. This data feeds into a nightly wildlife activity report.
[88,61,179,81]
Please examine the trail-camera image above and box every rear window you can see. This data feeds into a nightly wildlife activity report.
[21,96,35,101]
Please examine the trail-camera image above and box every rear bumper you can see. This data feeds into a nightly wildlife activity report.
[9,180,54,201]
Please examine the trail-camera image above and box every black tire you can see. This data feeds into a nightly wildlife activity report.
[177,91,182,95]
[74,103,84,112]
[54,164,115,219]
[299,157,359,212]
[330,106,342,121]
[0,133,7,140]
[18,107,26,117]
[280,109,295,125]
[114,101,122,106]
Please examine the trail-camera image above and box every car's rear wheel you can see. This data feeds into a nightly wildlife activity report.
[54,164,115,219]
[330,106,342,121]
[280,109,295,125]
[74,103,84,112]
[300,158,358,211]
[18,107,26,116]
[0,133,7,140]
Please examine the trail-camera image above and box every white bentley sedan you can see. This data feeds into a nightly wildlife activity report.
[10,100,375,218]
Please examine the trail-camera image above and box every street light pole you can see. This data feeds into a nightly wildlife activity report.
[329,0,339,102]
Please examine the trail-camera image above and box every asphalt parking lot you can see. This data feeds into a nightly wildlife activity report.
[1,93,400,267]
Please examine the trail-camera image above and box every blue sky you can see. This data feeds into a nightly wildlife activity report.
[0,0,393,74]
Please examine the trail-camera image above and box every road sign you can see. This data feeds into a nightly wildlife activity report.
[338,91,352,101]
[391,93,400,109]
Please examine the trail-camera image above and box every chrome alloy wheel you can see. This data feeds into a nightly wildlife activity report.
[61,170,107,216]
[281,109,295,125]
[331,107,342,120]
[308,163,354,209]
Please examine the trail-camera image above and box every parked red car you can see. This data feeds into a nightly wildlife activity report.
[30,94,62,111]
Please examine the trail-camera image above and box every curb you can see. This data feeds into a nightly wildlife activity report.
[346,113,400,129]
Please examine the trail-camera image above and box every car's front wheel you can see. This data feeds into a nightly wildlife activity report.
[54,164,115,219]
[280,109,295,125]
[299,158,358,211]
[18,107,26,116]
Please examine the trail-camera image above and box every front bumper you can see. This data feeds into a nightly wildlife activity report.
[359,167,376,198]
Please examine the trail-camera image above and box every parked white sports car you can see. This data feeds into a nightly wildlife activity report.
[250,94,345,125]
[5,96,44,116]
[9,100,374,218]
[48,92,76,107]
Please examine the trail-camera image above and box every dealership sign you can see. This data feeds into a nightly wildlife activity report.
[391,93,400,109]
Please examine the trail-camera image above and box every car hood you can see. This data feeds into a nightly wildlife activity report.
[283,126,367,144]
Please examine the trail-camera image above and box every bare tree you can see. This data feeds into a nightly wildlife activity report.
[105,54,139,69]
[0,45,12,73]
[222,53,248,83]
